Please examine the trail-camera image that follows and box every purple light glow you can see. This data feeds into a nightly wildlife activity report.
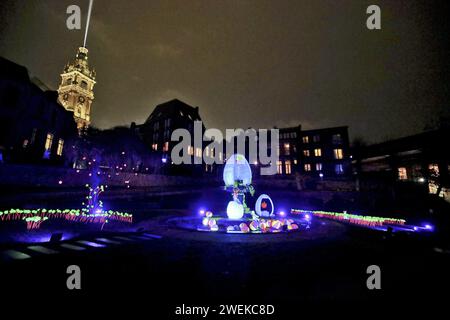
[304,214,311,221]
[279,211,286,217]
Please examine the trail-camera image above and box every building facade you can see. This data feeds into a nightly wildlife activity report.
[0,57,78,164]
[57,47,96,130]
[353,128,450,200]
[134,99,214,175]
[299,126,351,178]
[276,126,302,175]
[133,99,351,179]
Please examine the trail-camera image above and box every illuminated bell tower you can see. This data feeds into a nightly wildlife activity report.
[57,46,96,130]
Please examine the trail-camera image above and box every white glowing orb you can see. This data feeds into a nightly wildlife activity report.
[223,154,252,186]
[227,201,244,220]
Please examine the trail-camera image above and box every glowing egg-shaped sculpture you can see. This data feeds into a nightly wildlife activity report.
[239,223,250,233]
[255,194,274,217]
[227,200,244,219]
[223,154,252,186]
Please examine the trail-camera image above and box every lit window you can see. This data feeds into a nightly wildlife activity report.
[302,136,309,143]
[206,147,210,157]
[284,143,290,155]
[313,135,320,142]
[294,159,298,165]
[285,160,292,175]
[195,147,202,157]
[57,139,64,156]
[45,133,53,151]
[277,160,283,174]
[163,142,169,152]
[334,148,344,159]
[188,146,194,156]
[304,163,311,172]
[303,150,310,157]
[398,167,407,180]
[23,139,29,148]
[335,164,344,175]
[152,143,158,151]
[314,148,322,157]
[428,164,439,176]
[316,163,322,171]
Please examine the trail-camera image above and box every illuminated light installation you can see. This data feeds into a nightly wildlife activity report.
[255,194,274,217]
[227,201,244,220]
[24,216,49,230]
[181,154,309,234]
[223,154,255,219]
[223,154,252,187]
[0,208,132,230]
[0,185,132,230]
[291,209,407,228]
[83,184,105,214]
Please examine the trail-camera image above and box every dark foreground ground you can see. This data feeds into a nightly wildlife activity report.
[1,188,450,318]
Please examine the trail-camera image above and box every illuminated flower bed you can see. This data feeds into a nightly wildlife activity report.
[291,209,406,227]
[0,208,133,230]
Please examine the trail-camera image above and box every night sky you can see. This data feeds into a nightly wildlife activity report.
[1,0,449,143]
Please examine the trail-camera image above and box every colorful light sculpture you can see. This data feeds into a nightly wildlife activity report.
[255,194,274,217]
[291,209,406,227]
[227,201,244,220]
[223,154,252,187]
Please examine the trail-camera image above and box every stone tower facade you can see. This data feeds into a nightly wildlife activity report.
[57,46,96,130]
